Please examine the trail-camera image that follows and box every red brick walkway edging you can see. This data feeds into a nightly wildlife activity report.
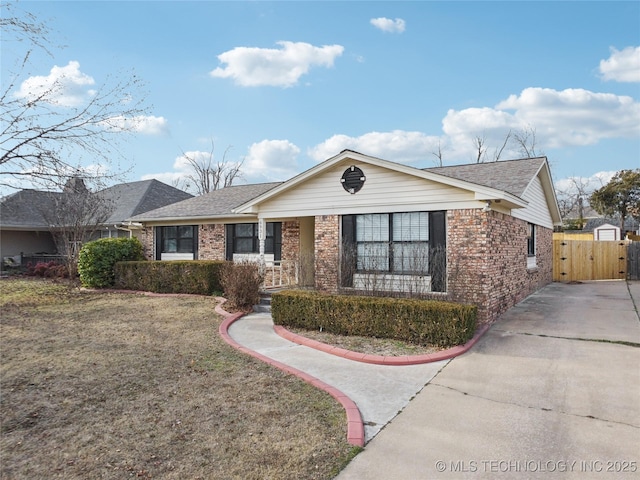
[215,299,365,447]
[274,323,491,366]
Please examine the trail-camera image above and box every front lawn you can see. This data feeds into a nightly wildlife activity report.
[0,279,356,479]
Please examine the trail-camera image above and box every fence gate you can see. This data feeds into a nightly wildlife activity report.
[628,242,640,281]
[553,240,627,282]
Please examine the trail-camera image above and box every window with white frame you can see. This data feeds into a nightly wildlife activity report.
[354,212,429,274]
[527,222,537,268]
[225,222,281,261]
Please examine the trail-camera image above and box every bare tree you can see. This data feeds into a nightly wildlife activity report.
[0,3,149,191]
[431,139,445,167]
[491,129,512,161]
[555,176,595,229]
[41,177,115,277]
[472,135,487,163]
[179,140,243,195]
[513,125,543,158]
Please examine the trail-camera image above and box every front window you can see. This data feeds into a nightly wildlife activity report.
[163,225,195,253]
[226,222,281,260]
[155,225,197,260]
[342,211,446,292]
[355,212,429,274]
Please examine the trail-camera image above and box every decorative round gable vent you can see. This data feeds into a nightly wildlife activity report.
[341,166,366,194]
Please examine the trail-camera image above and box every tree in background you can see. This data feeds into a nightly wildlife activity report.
[41,177,115,278]
[177,140,243,195]
[0,3,149,191]
[467,125,542,164]
[555,176,596,230]
[589,169,640,233]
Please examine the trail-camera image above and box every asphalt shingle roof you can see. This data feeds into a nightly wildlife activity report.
[97,179,193,224]
[1,179,193,229]
[424,157,547,198]
[129,182,282,221]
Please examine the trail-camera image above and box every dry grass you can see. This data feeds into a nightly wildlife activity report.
[0,279,356,480]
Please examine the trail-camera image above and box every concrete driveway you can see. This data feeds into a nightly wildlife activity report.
[338,281,640,479]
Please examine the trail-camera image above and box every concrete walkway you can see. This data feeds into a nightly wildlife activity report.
[338,280,640,479]
[225,311,451,443]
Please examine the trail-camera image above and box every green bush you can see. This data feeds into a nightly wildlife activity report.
[78,237,145,288]
[114,260,225,295]
[271,290,477,348]
[220,261,263,310]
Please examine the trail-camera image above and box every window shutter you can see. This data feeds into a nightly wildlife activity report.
[225,224,234,261]
[155,227,162,260]
[341,215,356,287]
[429,211,446,292]
[273,222,282,261]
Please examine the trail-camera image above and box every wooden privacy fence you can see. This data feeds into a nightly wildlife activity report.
[553,240,630,282]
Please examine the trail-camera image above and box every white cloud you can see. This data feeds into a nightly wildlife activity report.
[244,140,301,181]
[599,46,640,83]
[437,87,640,160]
[495,87,640,147]
[308,130,442,163]
[102,115,169,135]
[370,17,406,33]
[144,142,300,189]
[210,41,344,87]
[555,171,616,194]
[15,60,96,107]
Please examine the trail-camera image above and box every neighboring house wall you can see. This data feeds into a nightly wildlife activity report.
[0,230,57,258]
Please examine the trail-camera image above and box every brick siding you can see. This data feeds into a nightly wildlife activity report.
[310,209,553,324]
[140,226,154,260]
[447,209,552,324]
[314,215,340,293]
[198,224,225,260]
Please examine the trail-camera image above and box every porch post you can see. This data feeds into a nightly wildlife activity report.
[257,217,266,264]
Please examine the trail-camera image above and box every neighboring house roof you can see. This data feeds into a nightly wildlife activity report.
[97,179,193,225]
[0,179,192,230]
[583,217,639,232]
[0,189,63,230]
[129,182,282,222]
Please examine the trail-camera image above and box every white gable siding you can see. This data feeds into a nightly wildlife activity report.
[511,175,554,229]
[255,161,478,217]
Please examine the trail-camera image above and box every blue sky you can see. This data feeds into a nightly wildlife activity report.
[3,1,639,196]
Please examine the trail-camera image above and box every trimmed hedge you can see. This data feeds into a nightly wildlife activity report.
[271,290,477,348]
[78,237,145,288]
[114,260,225,295]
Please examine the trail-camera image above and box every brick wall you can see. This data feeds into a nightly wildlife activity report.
[282,220,299,265]
[140,226,154,260]
[312,209,554,322]
[447,209,553,324]
[198,224,225,260]
[314,215,340,293]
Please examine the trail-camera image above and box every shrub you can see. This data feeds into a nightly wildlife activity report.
[25,261,69,279]
[220,261,264,310]
[78,237,145,288]
[114,260,225,295]
[271,290,477,348]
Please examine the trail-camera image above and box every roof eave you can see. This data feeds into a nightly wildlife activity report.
[128,213,258,224]
[235,150,531,214]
